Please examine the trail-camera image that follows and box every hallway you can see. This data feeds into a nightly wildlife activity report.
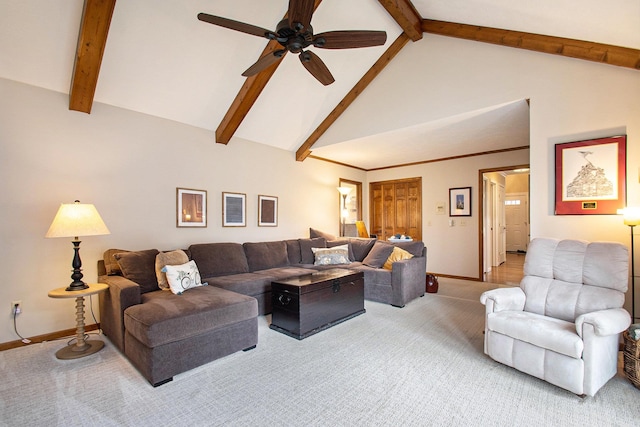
[484,252,525,286]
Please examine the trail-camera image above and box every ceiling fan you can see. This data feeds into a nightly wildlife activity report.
[197,0,387,85]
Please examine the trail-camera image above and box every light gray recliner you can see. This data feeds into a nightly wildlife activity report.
[480,238,631,396]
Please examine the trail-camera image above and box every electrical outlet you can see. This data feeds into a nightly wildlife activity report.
[11,300,21,315]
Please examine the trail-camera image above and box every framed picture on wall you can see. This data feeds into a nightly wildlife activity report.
[222,192,246,227]
[258,195,278,226]
[449,187,471,217]
[555,135,626,215]
[177,188,207,227]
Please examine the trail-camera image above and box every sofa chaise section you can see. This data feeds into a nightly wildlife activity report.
[124,285,257,386]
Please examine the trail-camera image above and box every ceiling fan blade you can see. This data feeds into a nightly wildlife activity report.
[313,31,388,49]
[197,13,275,39]
[299,51,335,86]
[288,0,315,32]
[242,50,287,77]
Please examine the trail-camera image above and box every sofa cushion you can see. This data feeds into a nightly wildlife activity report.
[243,241,289,271]
[348,238,376,262]
[362,241,395,268]
[155,250,189,290]
[309,228,336,240]
[205,273,274,297]
[254,267,317,280]
[124,286,257,348]
[163,260,207,295]
[189,243,249,278]
[312,245,350,265]
[285,239,302,264]
[392,241,425,257]
[383,246,414,270]
[114,249,160,294]
[327,239,356,261]
[299,237,326,264]
[104,248,129,275]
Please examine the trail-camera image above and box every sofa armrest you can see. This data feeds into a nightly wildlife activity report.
[575,308,631,338]
[98,274,142,352]
[480,288,526,313]
[390,255,427,307]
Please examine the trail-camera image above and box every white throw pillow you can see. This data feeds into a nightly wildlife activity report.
[311,245,350,266]
[162,260,207,295]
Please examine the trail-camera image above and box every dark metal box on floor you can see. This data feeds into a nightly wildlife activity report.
[270,268,365,340]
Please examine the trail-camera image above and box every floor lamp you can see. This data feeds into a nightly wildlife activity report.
[337,187,352,237]
[620,207,640,323]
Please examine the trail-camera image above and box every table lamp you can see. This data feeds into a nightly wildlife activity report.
[619,207,640,322]
[45,200,110,291]
[337,187,352,237]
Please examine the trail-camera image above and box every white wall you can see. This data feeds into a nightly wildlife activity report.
[0,78,365,344]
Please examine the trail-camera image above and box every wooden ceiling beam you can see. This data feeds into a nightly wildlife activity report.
[296,33,411,161]
[215,41,287,145]
[69,0,116,113]
[377,0,423,41]
[423,19,640,71]
[215,0,323,145]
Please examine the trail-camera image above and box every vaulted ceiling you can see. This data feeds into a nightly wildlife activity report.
[2,1,639,170]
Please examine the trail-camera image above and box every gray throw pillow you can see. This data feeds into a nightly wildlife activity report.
[243,241,289,271]
[114,249,160,294]
[362,241,395,268]
[348,238,376,262]
[392,241,425,257]
[299,237,326,264]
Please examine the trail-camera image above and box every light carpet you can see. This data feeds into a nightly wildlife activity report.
[1,279,638,426]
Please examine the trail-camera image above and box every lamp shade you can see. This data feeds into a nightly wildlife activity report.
[618,207,640,226]
[45,201,110,238]
[337,186,352,196]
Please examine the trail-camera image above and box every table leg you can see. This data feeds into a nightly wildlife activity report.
[55,296,104,360]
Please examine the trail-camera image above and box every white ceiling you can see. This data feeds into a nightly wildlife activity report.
[1,1,638,170]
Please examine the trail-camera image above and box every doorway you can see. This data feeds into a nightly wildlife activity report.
[479,165,530,281]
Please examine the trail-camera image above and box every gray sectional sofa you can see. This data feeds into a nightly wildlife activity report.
[98,236,427,386]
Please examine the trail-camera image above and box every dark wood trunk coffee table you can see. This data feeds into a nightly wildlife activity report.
[270,268,365,340]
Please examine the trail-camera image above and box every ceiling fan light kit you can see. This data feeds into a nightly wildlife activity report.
[197,0,386,85]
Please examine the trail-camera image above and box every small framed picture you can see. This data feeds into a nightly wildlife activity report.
[177,188,207,227]
[222,192,246,227]
[449,187,471,217]
[258,195,278,227]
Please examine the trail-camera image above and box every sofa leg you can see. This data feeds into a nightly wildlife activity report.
[152,377,173,387]
[391,304,405,308]
[243,345,256,352]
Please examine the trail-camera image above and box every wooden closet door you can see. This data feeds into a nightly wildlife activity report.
[406,179,421,240]
[369,178,422,241]
[370,183,384,238]
[383,183,395,240]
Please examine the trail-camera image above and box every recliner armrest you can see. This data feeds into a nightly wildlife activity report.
[480,287,525,313]
[575,308,631,338]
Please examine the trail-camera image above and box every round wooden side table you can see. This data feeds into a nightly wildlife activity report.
[48,283,108,360]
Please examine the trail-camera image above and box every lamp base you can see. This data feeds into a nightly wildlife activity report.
[66,281,89,291]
